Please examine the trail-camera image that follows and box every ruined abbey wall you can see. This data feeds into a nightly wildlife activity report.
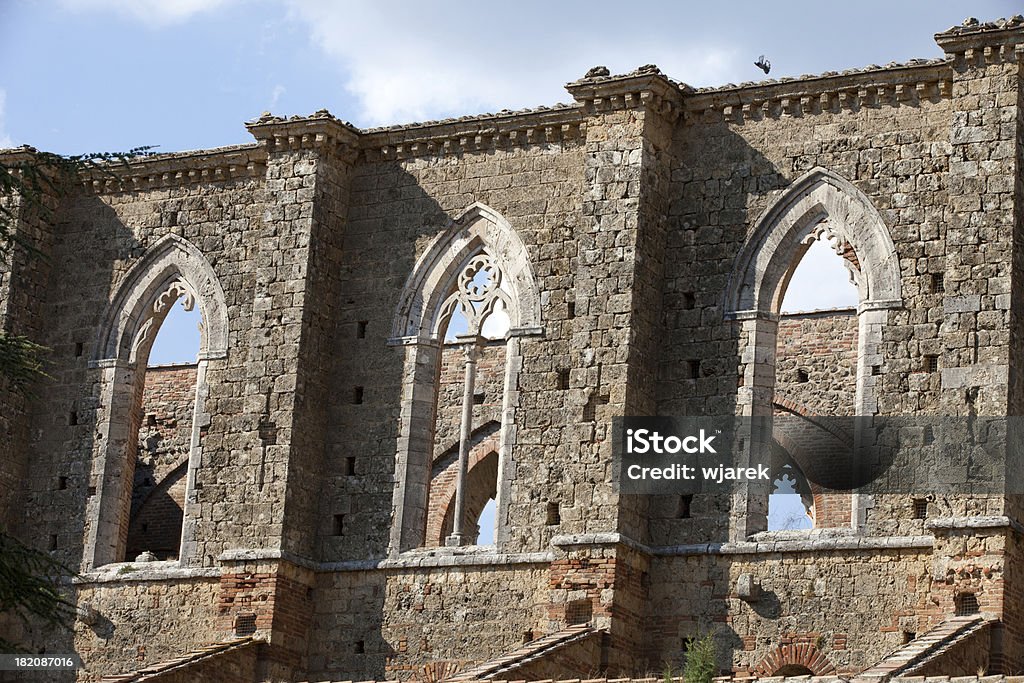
[3,16,1024,682]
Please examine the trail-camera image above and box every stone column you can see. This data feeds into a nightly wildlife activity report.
[448,334,483,546]
[734,314,778,540]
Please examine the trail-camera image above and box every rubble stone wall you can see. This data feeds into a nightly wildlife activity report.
[3,16,1024,682]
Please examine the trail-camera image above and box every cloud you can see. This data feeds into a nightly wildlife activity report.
[269,84,286,109]
[0,90,13,149]
[59,0,236,26]
[286,0,745,127]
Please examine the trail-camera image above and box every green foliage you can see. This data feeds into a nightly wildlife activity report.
[682,632,717,683]
[0,146,155,259]
[0,334,48,396]
[0,534,77,653]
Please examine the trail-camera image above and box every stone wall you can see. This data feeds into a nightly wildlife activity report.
[775,310,858,416]
[72,572,222,682]
[307,562,551,681]
[645,543,936,675]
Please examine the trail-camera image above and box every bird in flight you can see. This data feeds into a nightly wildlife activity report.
[755,55,771,74]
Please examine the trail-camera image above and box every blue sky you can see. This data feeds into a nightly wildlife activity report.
[1,1,1018,155]
[2,0,1016,362]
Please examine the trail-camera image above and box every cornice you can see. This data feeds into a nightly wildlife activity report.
[22,18,1024,192]
[359,105,585,162]
[683,58,955,124]
[245,109,360,161]
[76,144,267,195]
[564,64,689,121]
[935,15,1024,55]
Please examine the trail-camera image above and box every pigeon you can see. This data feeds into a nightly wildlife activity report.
[755,55,771,75]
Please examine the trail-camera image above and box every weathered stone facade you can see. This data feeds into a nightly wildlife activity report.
[4,15,1024,683]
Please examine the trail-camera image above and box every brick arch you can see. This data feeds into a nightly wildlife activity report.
[754,643,836,676]
[771,409,854,529]
[425,429,501,547]
[125,459,187,560]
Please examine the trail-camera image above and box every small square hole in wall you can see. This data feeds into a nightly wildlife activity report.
[567,301,575,318]
[565,599,592,625]
[678,494,693,519]
[87,485,96,496]
[931,273,945,294]
[546,502,561,526]
[345,456,356,476]
[902,631,916,644]
[146,414,157,427]
[923,425,935,445]
[234,613,257,636]
[141,523,148,534]
[332,514,345,536]
[955,592,980,616]
[912,498,928,520]
[356,321,368,339]
[688,360,701,380]
[354,640,365,654]
[522,630,534,644]
[582,394,608,422]
[352,386,364,404]
[473,391,485,405]
[924,355,939,373]
[49,535,57,551]
[872,365,882,376]
[57,476,67,491]
[69,411,78,426]
[558,369,570,390]
[74,342,84,357]
[682,292,696,310]
[796,368,810,383]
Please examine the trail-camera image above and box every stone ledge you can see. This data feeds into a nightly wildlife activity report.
[75,561,220,584]
[653,534,933,556]
[550,532,647,552]
[218,547,320,570]
[926,515,1024,535]
[549,530,933,556]
[381,548,553,570]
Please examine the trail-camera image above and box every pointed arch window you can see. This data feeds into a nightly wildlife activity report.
[724,168,902,539]
[388,203,541,553]
[85,235,228,569]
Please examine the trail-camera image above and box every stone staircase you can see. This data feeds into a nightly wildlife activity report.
[445,624,599,681]
[98,637,258,682]
[858,615,992,678]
